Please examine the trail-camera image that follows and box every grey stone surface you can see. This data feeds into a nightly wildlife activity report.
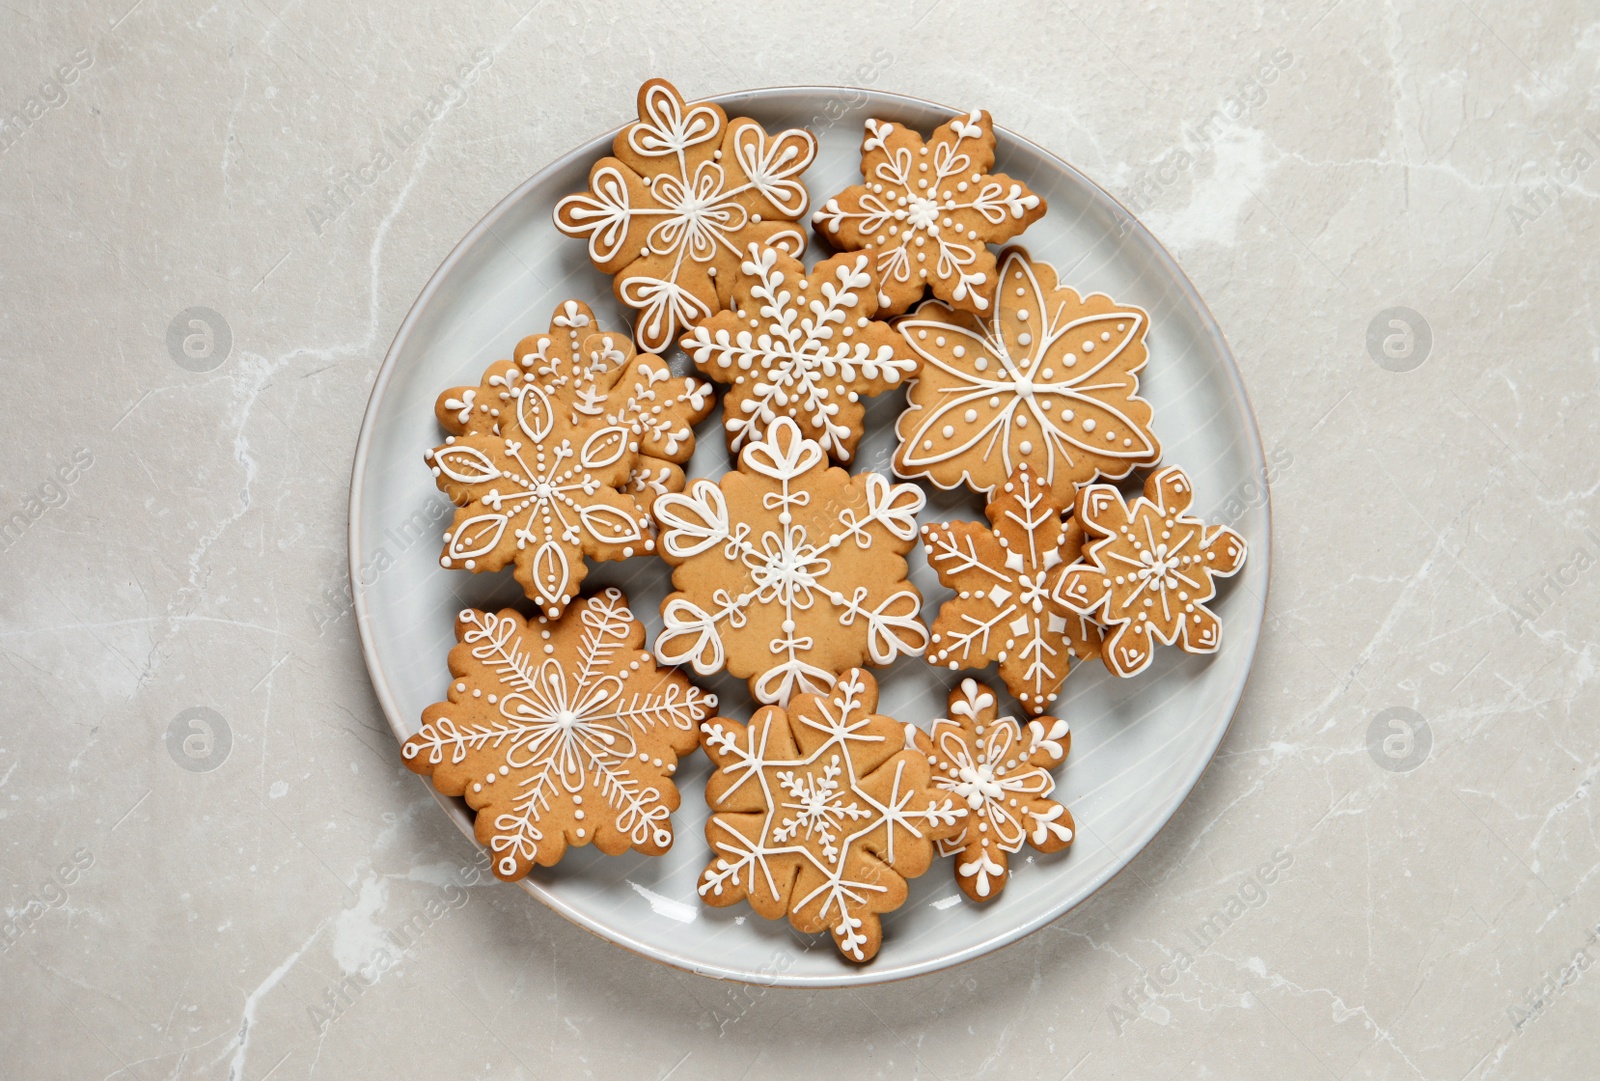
[2,1,1597,1077]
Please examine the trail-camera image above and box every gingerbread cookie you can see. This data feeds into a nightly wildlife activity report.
[402,589,716,878]
[653,415,928,705]
[922,464,1102,714]
[434,300,713,520]
[894,248,1160,501]
[909,678,1074,902]
[680,243,918,462]
[554,78,818,353]
[425,312,662,618]
[811,109,1045,316]
[698,669,966,961]
[1054,466,1246,678]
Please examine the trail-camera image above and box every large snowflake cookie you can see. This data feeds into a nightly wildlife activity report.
[1054,466,1247,678]
[653,414,928,705]
[554,78,818,353]
[432,300,713,523]
[401,590,716,878]
[811,108,1045,317]
[909,678,1074,902]
[922,464,1102,715]
[894,248,1161,501]
[681,243,918,462]
[698,668,966,961]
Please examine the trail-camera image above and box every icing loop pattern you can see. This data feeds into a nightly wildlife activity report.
[401,591,716,878]
[894,249,1161,501]
[908,678,1075,901]
[922,464,1103,715]
[1054,465,1247,678]
[811,109,1046,316]
[698,669,966,960]
[681,243,919,462]
[555,79,818,353]
[653,415,928,706]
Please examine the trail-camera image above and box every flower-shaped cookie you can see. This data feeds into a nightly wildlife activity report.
[909,679,1074,901]
[424,318,656,618]
[434,300,713,520]
[653,415,928,705]
[811,109,1045,316]
[698,668,966,961]
[1053,466,1247,677]
[894,249,1161,501]
[554,78,818,353]
[681,243,918,462]
[402,590,716,878]
[922,464,1102,715]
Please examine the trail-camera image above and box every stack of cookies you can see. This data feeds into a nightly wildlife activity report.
[401,79,1247,964]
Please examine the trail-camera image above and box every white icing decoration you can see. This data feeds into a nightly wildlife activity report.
[402,592,716,875]
[653,417,927,705]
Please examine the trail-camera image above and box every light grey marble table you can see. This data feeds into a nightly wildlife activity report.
[3,2,1596,1078]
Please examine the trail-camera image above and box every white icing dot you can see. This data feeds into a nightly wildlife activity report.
[1083,419,1097,432]
[942,425,956,438]
[1018,333,1032,346]
[1019,440,1032,454]
[964,409,979,423]
[953,345,965,358]
[1082,340,1095,352]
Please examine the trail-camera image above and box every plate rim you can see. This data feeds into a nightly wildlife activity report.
[348,83,1273,987]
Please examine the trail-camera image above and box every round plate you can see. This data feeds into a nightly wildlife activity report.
[350,86,1270,986]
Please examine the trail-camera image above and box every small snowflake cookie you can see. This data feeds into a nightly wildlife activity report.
[894,248,1161,502]
[811,108,1046,316]
[554,78,819,353]
[909,678,1074,902]
[401,589,716,878]
[681,242,919,462]
[698,668,966,961]
[653,414,929,705]
[432,300,713,522]
[1053,466,1247,678]
[922,464,1102,715]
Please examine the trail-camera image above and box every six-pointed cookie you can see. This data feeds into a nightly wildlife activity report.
[909,678,1074,902]
[403,590,716,878]
[555,78,818,353]
[922,464,1103,715]
[698,668,966,960]
[1054,466,1247,677]
[812,109,1045,316]
[681,243,918,462]
[895,248,1160,502]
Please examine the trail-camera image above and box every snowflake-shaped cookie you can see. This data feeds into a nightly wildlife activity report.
[554,78,818,353]
[653,415,928,705]
[1053,466,1247,678]
[894,248,1161,501]
[425,315,656,618]
[698,669,966,961]
[909,678,1074,902]
[402,590,716,878]
[922,464,1102,715]
[681,243,918,462]
[811,109,1045,316]
[434,300,714,519]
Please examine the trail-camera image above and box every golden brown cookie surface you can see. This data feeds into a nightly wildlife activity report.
[434,300,713,522]
[681,243,917,463]
[910,678,1074,902]
[922,464,1102,715]
[811,109,1045,316]
[894,249,1160,502]
[653,415,927,705]
[698,669,966,961]
[554,79,818,353]
[1054,465,1247,677]
[402,590,716,878]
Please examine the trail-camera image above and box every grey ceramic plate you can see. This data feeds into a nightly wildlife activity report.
[349,86,1270,987]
